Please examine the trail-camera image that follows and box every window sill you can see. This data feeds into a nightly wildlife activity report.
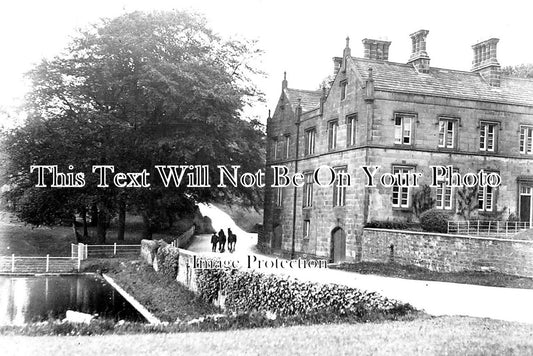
[392,207,412,212]
[478,150,497,155]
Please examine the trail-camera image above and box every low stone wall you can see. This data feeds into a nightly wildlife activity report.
[176,248,198,292]
[140,240,160,265]
[141,240,198,289]
[362,228,533,277]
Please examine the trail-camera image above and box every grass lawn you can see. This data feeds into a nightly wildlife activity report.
[4,316,533,355]
[333,261,533,290]
[81,259,220,322]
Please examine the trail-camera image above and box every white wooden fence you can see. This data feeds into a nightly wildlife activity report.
[0,255,78,273]
[71,243,141,260]
[0,244,141,273]
[447,220,531,237]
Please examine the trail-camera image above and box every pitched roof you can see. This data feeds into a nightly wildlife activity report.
[352,57,533,107]
[284,88,322,112]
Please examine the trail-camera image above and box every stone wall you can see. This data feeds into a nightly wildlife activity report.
[362,228,533,277]
[140,239,160,265]
[176,248,198,292]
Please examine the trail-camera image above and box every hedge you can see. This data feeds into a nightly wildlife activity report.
[195,268,414,318]
[365,220,415,230]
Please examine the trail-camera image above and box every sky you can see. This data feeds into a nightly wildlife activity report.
[1,0,532,127]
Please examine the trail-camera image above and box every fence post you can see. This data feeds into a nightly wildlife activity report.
[77,252,81,272]
[114,243,117,256]
[84,244,88,260]
[11,254,14,273]
[46,254,50,272]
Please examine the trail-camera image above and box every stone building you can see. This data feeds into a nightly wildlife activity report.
[261,30,533,263]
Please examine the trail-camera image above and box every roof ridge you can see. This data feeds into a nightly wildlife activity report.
[352,56,493,76]
[352,58,533,107]
[286,88,322,94]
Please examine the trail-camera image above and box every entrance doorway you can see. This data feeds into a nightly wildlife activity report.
[272,224,282,250]
[330,227,346,263]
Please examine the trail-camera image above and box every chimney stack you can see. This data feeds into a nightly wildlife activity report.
[408,29,430,73]
[333,57,342,75]
[362,39,391,61]
[471,38,501,87]
[282,71,287,89]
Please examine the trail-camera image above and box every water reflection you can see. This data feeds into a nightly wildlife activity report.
[0,275,145,325]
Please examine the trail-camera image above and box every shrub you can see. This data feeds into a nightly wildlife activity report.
[195,269,415,319]
[508,212,520,223]
[419,209,450,233]
[478,207,507,222]
[155,244,179,279]
[365,220,419,230]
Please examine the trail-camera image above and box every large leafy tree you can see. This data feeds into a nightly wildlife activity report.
[2,10,265,242]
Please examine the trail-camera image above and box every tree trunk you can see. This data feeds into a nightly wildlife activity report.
[90,204,98,227]
[141,212,153,240]
[81,207,88,237]
[118,201,126,241]
[96,204,107,244]
[167,210,174,229]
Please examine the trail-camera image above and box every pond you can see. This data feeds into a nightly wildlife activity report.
[0,275,146,325]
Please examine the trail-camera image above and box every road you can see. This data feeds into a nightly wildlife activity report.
[189,203,533,324]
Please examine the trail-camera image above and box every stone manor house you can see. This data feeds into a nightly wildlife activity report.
[260,30,533,263]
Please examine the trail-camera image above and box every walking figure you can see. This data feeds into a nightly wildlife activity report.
[218,229,226,253]
[227,228,234,252]
[210,233,218,252]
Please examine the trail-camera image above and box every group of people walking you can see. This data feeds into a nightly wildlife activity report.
[211,228,237,253]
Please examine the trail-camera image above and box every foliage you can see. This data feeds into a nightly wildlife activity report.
[478,207,507,222]
[365,219,420,230]
[412,184,435,218]
[195,269,415,317]
[502,64,533,79]
[2,10,265,241]
[0,305,421,336]
[317,74,335,91]
[456,186,479,220]
[507,212,520,223]
[419,209,450,233]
